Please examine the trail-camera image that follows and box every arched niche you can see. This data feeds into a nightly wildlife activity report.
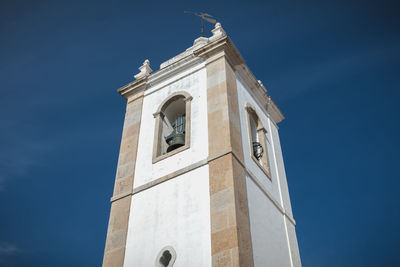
[245,104,271,178]
[152,91,193,163]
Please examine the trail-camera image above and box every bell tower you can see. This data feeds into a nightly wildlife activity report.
[103,23,301,267]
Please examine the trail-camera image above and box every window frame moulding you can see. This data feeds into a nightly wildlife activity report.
[245,104,272,180]
[152,91,193,164]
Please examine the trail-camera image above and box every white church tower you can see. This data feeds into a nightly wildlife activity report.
[103,23,301,267]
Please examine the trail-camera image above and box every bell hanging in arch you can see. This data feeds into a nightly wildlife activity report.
[165,115,186,152]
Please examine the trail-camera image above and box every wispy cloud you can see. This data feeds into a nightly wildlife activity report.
[0,121,53,192]
[271,42,399,101]
[0,115,119,191]
[0,242,20,255]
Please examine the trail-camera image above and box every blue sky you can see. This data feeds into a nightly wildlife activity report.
[0,0,399,266]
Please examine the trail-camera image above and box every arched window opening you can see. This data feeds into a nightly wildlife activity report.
[153,92,193,163]
[159,250,172,267]
[246,105,271,178]
[155,246,176,267]
[162,97,186,153]
[249,111,263,160]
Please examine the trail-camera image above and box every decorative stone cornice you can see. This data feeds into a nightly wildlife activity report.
[134,59,152,79]
[235,65,285,124]
[193,35,245,67]
[160,37,209,69]
[237,64,268,100]
[117,22,284,123]
[209,22,226,42]
[147,54,203,88]
[118,60,152,100]
[266,96,284,124]
[117,76,147,100]
[193,25,285,124]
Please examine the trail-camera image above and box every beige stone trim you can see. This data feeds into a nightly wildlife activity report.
[110,149,234,202]
[193,34,284,125]
[108,147,296,225]
[118,77,147,100]
[110,190,132,203]
[194,34,285,126]
[208,147,234,162]
[103,82,146,267]
[194,35,245,68]
[205,55,254,266]
[209,154,254,266]
[110,149,234,204]
[152,92,193,164]
[127,91,144,103]
[229,147,295,225]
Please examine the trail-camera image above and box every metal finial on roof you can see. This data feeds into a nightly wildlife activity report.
[184,11,217,37]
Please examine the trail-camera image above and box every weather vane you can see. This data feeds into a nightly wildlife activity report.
[184,11,217,37]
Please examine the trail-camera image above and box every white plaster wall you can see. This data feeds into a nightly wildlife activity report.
[123,165,211,267]
[285,216,302,267]
[246,176,292,267]
[269,118,302,266]
[236,73,301,266]
[269,122,293,218]
[235,75,281,206]
[133,64,208,188]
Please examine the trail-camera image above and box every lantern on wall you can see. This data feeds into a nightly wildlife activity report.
[252,141,264,160]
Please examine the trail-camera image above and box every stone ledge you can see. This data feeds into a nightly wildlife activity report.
[117,77,147,100]
[109,148,296,225]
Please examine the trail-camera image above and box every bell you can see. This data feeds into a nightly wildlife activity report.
[252,141,264,160]
[165,115,186,153]
[166,132,185,152]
